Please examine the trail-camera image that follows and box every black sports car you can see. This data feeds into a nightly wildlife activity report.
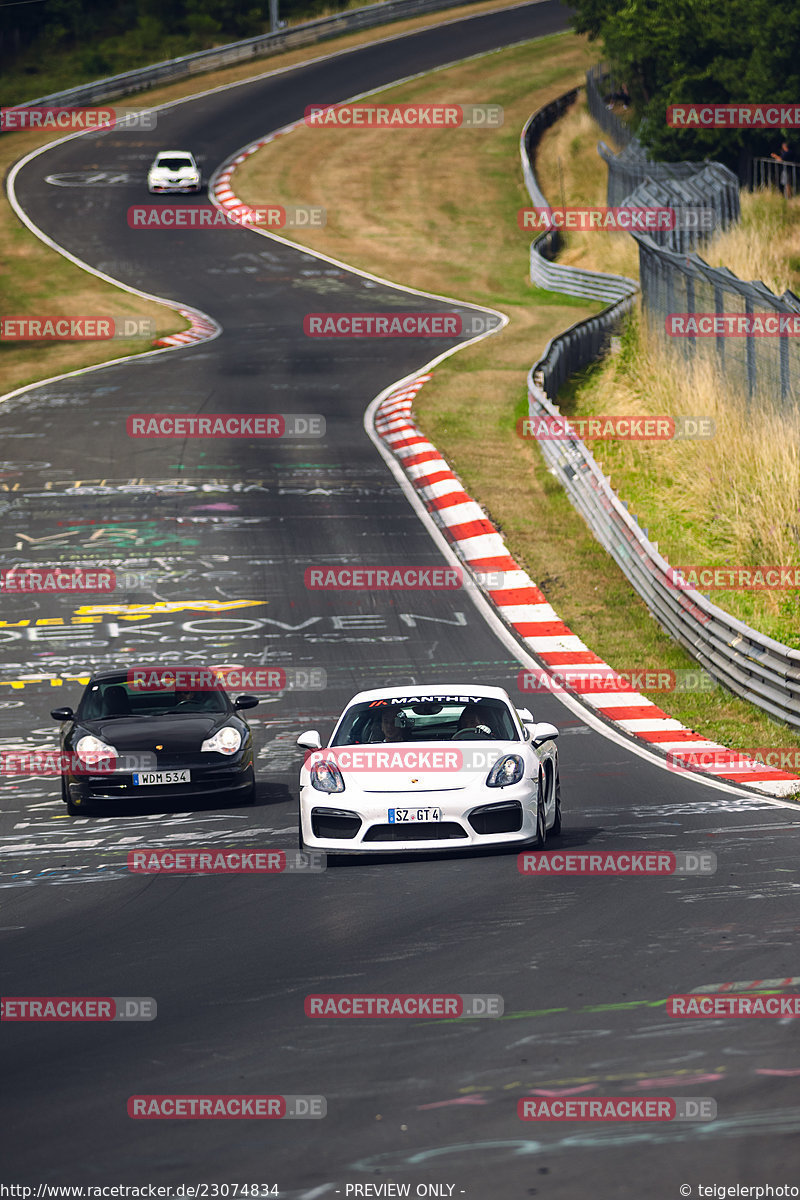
[50,666,259,815]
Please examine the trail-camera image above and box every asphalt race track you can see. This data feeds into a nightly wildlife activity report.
[2,3,800,1194]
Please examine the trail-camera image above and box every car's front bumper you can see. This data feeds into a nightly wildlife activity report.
[300,782,540,852]
[148,181,201,193]
[65,754,254,807]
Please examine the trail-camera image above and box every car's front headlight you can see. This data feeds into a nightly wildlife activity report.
[201,726,242,755]
[75,735,118,766]
[486,754,524,788]
[309,760,345,793]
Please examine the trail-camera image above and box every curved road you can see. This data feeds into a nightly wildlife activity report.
[2,4,800,1195]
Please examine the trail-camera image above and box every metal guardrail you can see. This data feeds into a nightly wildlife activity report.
[599,141,741,226]
[522,81,800,729]
[524,373,800,727]
[599,139,709,206]
[622,168,737,254]
[15,0,490,108]
[521,92,638,305]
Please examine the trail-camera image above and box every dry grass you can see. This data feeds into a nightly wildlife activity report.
[539,105,800,646]
[562,311,800,645]
[703,188,800,296]
[534,98,639,280]
[0,129,189,394]
[234,34,599,303]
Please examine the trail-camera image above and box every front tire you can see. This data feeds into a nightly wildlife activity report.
[533,772,547,847]
[62,775,81,816]
[550,769,562,836]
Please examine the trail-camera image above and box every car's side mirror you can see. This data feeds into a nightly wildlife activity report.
[50,707,74,721]
[530,721,559,748]
[234,695,259,710]
[296,730,322,750]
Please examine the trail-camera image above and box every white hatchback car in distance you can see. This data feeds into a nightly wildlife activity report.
[147,150,202,194]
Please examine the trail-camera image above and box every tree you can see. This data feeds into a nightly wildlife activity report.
[570,0,800,171]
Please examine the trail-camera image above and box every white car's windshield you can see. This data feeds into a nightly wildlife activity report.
[154,156,194,171]
[331,696,519,745]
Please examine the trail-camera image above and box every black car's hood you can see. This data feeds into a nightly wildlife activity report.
[77,714,232,751]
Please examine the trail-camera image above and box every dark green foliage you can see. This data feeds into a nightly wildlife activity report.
[0,0,321,103]
[569,0,800,169]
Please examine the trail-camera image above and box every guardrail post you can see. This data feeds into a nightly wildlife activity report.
[714,283,725,373]
[685,272,696,362]
[780,326,791,402]
[744,296,756,400]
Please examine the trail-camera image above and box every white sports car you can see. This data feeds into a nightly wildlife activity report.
[296,684,560,853]
[147,150,202,194]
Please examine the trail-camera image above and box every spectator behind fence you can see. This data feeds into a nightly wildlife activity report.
[771,139,793,199]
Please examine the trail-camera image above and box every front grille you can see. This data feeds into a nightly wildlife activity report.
[363,822,467,842]
[468,801,523,835]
